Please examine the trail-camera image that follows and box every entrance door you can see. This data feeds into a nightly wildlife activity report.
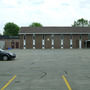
[87,41,90,48]
[16,42,19,48]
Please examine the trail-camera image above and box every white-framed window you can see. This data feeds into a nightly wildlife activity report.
[70,39,72,49]
[42,34,45,49]
[33,39,35,49]
[51,34,54,49]
[24,34,26,49]
[52,39,54,49]
[79,40,82,49]
[61,39,63,48]
[42,40,44,45]
[42,39,45,49]
[33,40,35,45]
[24,40,26,49]
[33,34,35,49]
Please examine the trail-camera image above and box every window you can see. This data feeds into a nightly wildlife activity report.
[33,34,35,40]
[70,39,72,49]
[51,34,54,48]
[42,34,45,40]
[24,40,26,49]
[24,34,26,49]
[79,40,82,48]
[42,35,45,49]
[33,34,35,48]
[61,34,64,39]
[70,34,72,39]
[88,34,90,39]
[80,34,82,40]
[61,39,63,48]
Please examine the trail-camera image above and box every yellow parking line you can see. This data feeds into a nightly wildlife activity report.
[62,75,72,90]
[1,75,16,90]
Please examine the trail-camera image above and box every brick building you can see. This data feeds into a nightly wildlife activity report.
[0,36,20,49]
[19,27,90,49]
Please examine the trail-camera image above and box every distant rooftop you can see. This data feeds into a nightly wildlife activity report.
[19,27,90,34]
[0,35,19,39]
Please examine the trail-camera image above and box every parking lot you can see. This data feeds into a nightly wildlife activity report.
[0,49,90,90]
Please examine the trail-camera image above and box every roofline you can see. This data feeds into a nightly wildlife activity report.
[19,33,89,35]
[20,26,90,28]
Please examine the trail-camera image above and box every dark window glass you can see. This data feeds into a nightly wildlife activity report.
[70,34,72,39]
[42,34,45,40]
[24,35,26,39]
[61,34,64,39]
[80,34,82,39]
[33,34,35,40]
[88,34,90,39]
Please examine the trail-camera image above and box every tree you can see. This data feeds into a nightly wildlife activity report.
[3,22,20,36]
[29,22,43,27]
[72,18,89,27]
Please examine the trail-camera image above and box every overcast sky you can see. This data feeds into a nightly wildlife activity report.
[0,0,90,34]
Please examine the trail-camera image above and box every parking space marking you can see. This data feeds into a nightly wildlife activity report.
[62,75,72,90]
[1,75,16,90]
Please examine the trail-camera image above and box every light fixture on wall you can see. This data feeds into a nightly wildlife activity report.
[47,38,50,41]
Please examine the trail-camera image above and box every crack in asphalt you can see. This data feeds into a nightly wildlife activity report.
[40,72,47,79]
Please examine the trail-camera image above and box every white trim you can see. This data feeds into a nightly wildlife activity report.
[42,39,45,49]
[61,39,63,48]
[24,40,26,49]
[79,40,82,48]
[70,39,72,49]
[52,39,54,48]
[42,39,44,45]
[24,34,26,49]
[33,39,35,45]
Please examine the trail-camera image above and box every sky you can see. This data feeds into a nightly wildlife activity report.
[0,0,90,34]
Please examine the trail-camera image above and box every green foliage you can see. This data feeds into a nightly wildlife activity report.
[29,22,43,27]
[72,18,90,27]
[3,22,20,36]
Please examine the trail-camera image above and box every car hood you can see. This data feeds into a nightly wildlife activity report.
[2,51,15,56]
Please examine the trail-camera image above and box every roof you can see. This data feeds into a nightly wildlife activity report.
[19,27,90,34]
[0,35,19,39]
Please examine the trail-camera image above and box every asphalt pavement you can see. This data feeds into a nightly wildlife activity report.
[0,49,90,90]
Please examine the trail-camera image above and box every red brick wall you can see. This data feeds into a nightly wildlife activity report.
[20,34,88,49]
[26,34,33,49]
[54,34,61,49]
[20,35,24,49]
[72,34,80,48]
[63,35,70,48]
[5,39,20,49]
[45,35,52,49]
[35,34,42,49]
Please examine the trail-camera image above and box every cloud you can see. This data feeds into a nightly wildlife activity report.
[0,0,90,34]
[79,0,90,8]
